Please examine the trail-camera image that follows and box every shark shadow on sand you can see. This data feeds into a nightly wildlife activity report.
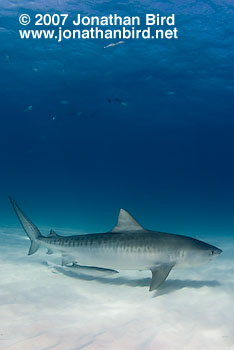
[154,278,221,296]
[49,265,221,296]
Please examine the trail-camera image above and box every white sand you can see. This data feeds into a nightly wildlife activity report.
[0,228,234,350]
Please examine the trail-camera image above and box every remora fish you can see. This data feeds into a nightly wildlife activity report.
[9,197,222,291]
[60,262,118,277]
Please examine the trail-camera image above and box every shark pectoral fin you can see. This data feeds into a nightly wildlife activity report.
[46,249,53,255]
[149,264,174,292]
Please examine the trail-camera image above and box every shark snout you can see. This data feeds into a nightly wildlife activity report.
[212,247,222,256]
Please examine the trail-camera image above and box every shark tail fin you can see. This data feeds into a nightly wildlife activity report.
[28,240,40,255]
[9,196,42,255]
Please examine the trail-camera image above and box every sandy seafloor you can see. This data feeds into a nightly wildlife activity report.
[1,0,234,349]
[1,227,234,350]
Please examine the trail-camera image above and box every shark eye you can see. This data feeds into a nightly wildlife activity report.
[211,250,214,255]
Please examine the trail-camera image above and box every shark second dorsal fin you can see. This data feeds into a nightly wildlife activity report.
[48,229,58,238]
[112,209,144,232]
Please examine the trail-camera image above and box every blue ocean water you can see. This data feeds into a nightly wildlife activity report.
[1,1,234,238]
[1,2,234,349]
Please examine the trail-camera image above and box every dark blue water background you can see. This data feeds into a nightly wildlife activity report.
[0,0,234,239]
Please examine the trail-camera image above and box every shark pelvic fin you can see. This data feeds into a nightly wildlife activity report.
[112,209,144,232]
[149,264,174,291]
[46,249,53,255]
[61,255,76,266]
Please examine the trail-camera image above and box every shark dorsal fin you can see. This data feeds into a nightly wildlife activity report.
[112,209,144,232]
[48,229,58,238]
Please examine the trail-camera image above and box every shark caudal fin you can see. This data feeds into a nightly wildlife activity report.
[9,197,42,255]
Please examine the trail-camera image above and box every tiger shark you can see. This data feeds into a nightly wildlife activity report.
[9,197,222,291]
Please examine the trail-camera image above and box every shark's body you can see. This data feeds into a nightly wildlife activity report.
[9,198,222,291]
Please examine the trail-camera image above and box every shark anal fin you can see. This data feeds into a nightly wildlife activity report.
[47,249,53,255]
[149,264,174,291]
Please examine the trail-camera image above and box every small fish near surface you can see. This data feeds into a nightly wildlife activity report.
[9,197,222,292]
[107,97,127,107]
[24,105,33,112]
[104,41,124,49]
